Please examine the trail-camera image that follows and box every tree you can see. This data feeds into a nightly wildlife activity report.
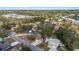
[21,44,31,51]
[55,26,79,50]
[40,24,53,39]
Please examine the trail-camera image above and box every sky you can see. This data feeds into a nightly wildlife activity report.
[0,7,79,10]
[0,0,79,10]
[0,0,78,7]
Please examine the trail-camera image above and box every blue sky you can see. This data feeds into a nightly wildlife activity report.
[0,7,79,10]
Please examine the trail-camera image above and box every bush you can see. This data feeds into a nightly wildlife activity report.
[21,46,31,51]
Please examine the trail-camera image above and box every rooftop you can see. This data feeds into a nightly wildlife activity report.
[0,37,3,42]
[0,43,11,51]
[46,37,60,49]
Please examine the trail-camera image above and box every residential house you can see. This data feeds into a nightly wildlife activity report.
[45,37,60,51]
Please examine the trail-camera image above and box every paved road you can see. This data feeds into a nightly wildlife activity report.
[9,32,43,51]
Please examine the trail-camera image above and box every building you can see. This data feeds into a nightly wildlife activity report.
[0,37,21,51]
[31,39,43,46]
[2,14,26,19]
[45,37,60,51]
[0,43,11,51]
[74,49,79,51]
[0,37,3,42]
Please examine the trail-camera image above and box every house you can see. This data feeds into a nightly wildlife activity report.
[0,43,11,51]
[30,34,43,46]
[0,37,3,42]
[11,41,20,47]
[0,37,21,51]
[45,37,60,51]
[31,39,43,46]
[74,49,79,51]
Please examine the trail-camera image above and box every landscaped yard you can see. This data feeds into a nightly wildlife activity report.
[17,35,35,43]
[36,41,49,51]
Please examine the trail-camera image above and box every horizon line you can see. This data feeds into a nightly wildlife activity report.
[0,7,79,10]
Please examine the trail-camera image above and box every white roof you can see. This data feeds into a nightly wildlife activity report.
[46,38,60,48]
[74,49,79,51]
[31,39,43,46]
[0,37,2,41]
[11,41,20,47]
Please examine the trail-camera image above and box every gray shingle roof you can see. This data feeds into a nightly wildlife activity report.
[0,43,11,51]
